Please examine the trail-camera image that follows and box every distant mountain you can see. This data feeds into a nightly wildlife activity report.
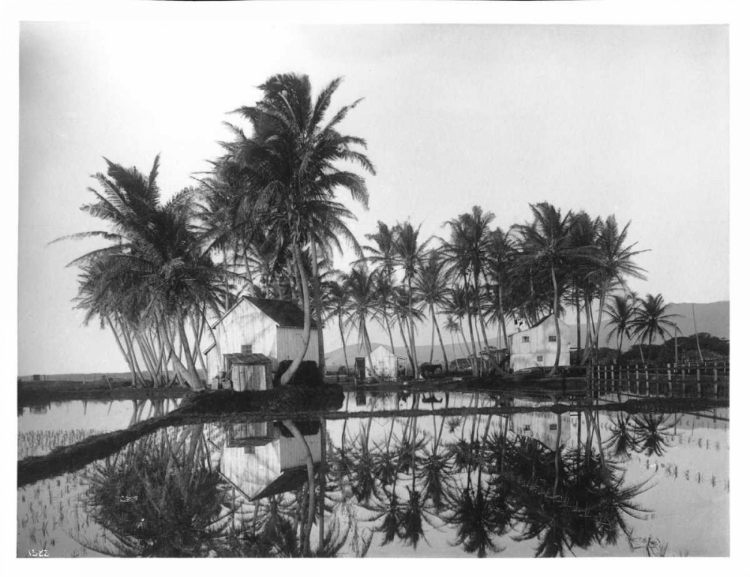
[567,300,729,350]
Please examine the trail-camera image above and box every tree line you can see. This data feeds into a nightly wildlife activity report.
[61,72,681,389]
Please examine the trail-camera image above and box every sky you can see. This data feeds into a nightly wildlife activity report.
[16,20,731,375]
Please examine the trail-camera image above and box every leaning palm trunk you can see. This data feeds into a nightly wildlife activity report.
[594,278,611,362]
[177,319,204,390]
[338,313,350,374]
[157,320,196,389]
[282,420,316,556]
[396,315,415,376]
[310,241,327,378]
[105,315,139,387]
[430,305,450,375]
[281,242,313,386]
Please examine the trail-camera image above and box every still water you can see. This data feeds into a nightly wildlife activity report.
[17,391,729,558]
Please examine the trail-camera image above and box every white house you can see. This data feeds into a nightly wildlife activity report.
[203,297,319,388]
[508,315,570,372]
[366,345,412,379]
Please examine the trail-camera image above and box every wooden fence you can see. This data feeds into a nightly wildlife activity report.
[589,361,729,399]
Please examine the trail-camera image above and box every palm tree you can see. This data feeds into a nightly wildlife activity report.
[590,216,647,360]
[392,221,430,377]
[485,227,515,352]
[322,277,352,375]
[628,294,680,361]
[512,203,579,375]
[228,73,375,385]
[604,294,636,361]
[61,157,229,390]
[342,264,378,377]
[414,250,451,371]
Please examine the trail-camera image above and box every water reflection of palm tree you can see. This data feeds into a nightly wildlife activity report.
[631,414,674,457]
[604,413,637,459]
[80,425,230,556]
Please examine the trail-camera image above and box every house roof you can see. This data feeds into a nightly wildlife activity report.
[251,465,322,502]
[224,353,273,366]
[208,296,317,331]
[246,297,317,329]
[509,314,555,337]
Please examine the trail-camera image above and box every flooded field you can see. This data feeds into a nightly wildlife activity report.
[17,391,729,558]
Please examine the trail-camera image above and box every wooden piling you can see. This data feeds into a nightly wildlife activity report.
[667,363,672,396]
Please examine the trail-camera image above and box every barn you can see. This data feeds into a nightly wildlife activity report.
[508,314,570,372]
[366,345,412,379]
[203,297,319,390]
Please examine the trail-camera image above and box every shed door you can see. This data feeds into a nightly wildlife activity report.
[354,357,366,379]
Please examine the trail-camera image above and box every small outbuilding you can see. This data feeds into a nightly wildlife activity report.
[366,345,412,379]
[203,297,318,389]
[508,314,570,372]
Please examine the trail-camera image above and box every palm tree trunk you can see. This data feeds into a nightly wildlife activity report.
[429,310,436,364]
[407,276,419,377]
[575,287,581,364]
[383,307,396,353]
[177,320,203,390]
[338,313,350,374]
[549,264,562,376]
[594,278,611,362]
[692,304,704,362]
[158,320,194,388]
[282,420,316,557]
[431,305,450,374]
[475,271,499,373]
[281,241,312,386]
[396,314,415,376]
[309,240,327,378]
[105,315,139,387]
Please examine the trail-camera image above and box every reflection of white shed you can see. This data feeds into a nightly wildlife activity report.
[508,315,570,371]
[203,297,318,386]
[219,422,323,501]
[366,345,411,379]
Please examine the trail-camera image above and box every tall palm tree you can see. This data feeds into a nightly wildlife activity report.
[512,203,579,375]
[604,294,636,361]
[414,250,451,370]
[628,294,680,361]
[392,221,430,376]
[485,227,515,353]
[61,157,229,390]
[228,73,375,385]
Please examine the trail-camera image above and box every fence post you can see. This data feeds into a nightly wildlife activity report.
[667,363,672,396]
[618,365,623,395]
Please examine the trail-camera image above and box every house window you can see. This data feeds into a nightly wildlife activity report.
[523,425,531,432]
[241,344,253,354]
[537,355,543,362]
[548,335,557,342]
[550,424,558,431]
[522,336,530,343]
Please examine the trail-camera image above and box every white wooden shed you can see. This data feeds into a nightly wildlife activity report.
[203,297,319,388]
[508,314,570,371]
[366,345,412,379]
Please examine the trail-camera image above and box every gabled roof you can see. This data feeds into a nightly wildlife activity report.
[246,297,317,329]
[210,296,317,330]
[509,314,555,337]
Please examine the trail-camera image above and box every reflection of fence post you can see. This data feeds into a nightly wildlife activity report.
[713,368,718,398]
[696,368,702,397]
[635,365,640,395]
[610,365,615,392]
[680,367,685,395]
